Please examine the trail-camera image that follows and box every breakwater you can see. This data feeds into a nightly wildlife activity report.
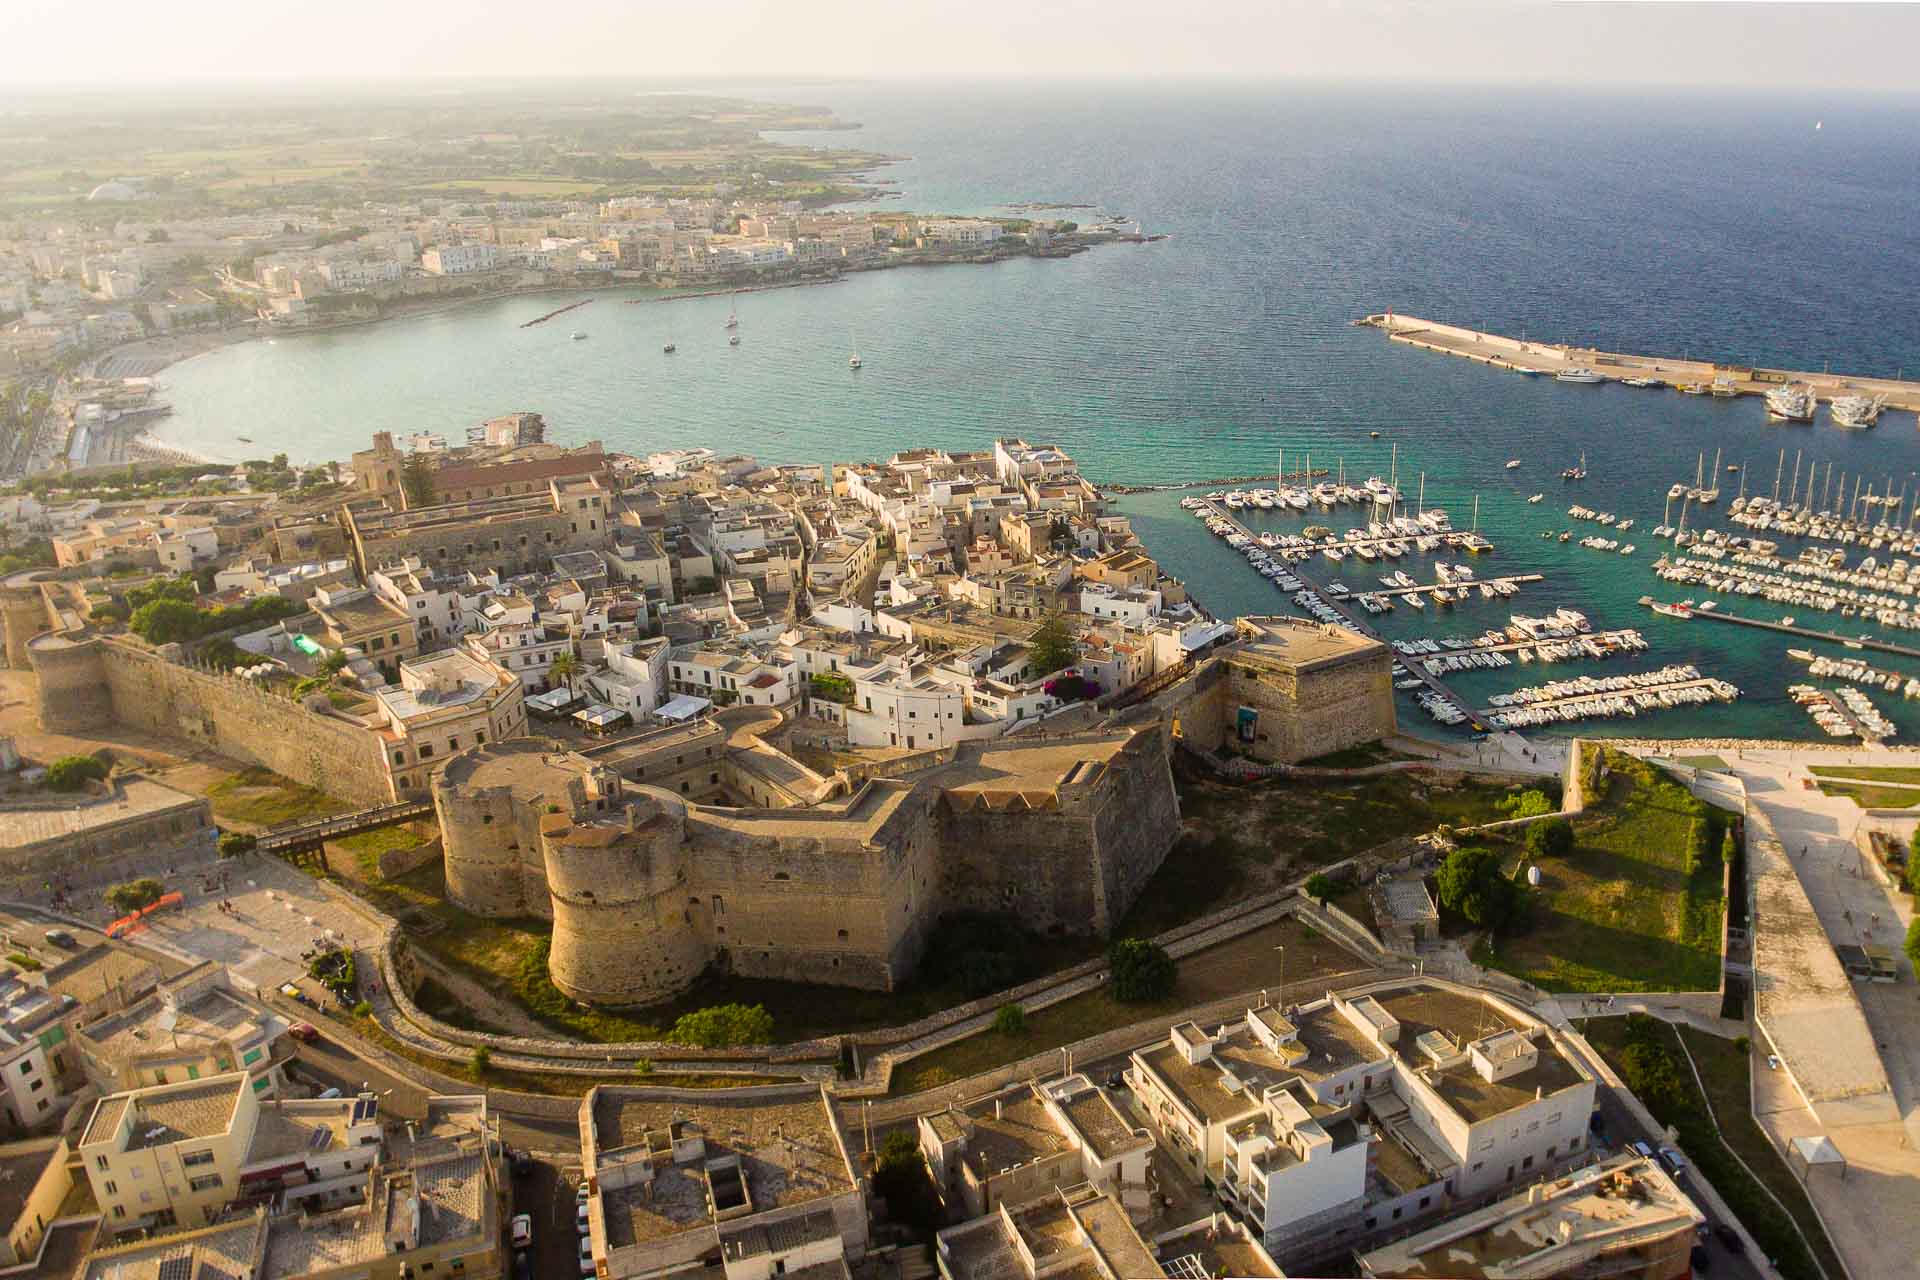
[1361,313,1920,413]
[519,298,593,328]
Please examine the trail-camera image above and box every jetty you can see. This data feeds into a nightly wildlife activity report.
[1639,597,1920,661]
[519,298,593,328]
[1358,313,1920,413]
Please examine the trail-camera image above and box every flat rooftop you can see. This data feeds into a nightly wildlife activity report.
[1233,614,1386,670]
[946,1085,1073,1182]
[593,1090,852,1249]
[1358,1155,1702,1279]
[82,982,274,1066]
[0,1139,64,1239]
[1050,1081,1150,1163]
[1137,1005,1385,1125]
[0,776,205,850]
[82,1211,266,1280]
[1375,988,1588,1122]
[86,1075,244,1150]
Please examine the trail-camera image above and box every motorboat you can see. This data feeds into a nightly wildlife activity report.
[1830,394,1883,429]
[1765,382,1816,423]
[1555,367,1603,384]
[1505,459,1522,469]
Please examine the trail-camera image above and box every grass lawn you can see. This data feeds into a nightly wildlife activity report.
[1583,1017,1842,1280]
[331,823,432,882]
[1808,765,1920,783]
[889,917,1367,1095]
[206,767,351,829]
[1675,754,1731,771]
[1813,780,1920,809]
[1126,759,1540,936]
[1479,749,1726,993]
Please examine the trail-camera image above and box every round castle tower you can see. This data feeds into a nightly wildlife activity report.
[1,573,55,669]
[541,785,710,1007]
[432,738,616,920]
[27,631,114,734]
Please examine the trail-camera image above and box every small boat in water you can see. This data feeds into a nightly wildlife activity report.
[1556,367,1603,384]
[1505,459,1522,469]
[1527,493,1544,503]
[571,331,588,341]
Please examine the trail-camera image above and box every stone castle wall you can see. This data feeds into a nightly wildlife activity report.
[29,633,395,807]
[1225,652,1396,765]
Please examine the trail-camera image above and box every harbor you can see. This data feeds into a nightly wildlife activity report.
[1638,596,1920,661]
[1477,666,1741,729]
[1788,684,1897,743]
[1360,312,1920,416]
[1787,649,1920,700]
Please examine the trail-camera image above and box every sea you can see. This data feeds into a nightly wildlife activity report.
[154,81,1920,743]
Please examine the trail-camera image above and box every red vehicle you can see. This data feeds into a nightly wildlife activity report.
[288,1022,321,1044]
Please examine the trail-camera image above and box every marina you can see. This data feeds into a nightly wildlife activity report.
[1788,684,1897,743]
[1787,649,1920,700]
[1476,665,1741,729]
[1638,596,1920,661]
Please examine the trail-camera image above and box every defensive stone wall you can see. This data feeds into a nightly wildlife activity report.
[28,632,395,806]
[1224,649,1395,765]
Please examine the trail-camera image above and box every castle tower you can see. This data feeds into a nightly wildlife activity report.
[27,631,113,733]
[542,786,709,1007]
[0,574,53,669]
[349,432,404,505]
[432,739,590,919]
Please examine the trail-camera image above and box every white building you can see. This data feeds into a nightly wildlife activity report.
[316,258,405,290]
[587,637,672,717]
[422,243,499,275]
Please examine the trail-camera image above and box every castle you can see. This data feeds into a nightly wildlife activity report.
[431,720,1183,1005]
[429,615,1396,1008]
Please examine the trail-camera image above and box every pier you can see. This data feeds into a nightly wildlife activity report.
[1639,597,1920,661]
[1475,677,1732,721]
[1359,313,1920,413]
[1406,627,1647,660]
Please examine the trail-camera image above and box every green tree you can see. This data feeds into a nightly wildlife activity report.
[1907,919,1920,972]
[399,451,436,508]
[666,1003,774,1048]
[46,754,110,791]
[1028,613,1078,677]
[317,649,350,677]
[104,878,165,914]
[129,598,204,644]
[992,1004,1027,1036]
[1498,789,1554,819]
[1305,873,1335,905]
[1525,817,1575,860]
[1108,938,1176,1003]
[1435,846,1518,931]
[871,1130,940,1237]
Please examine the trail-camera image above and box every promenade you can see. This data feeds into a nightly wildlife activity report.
[1363,313,1920,413]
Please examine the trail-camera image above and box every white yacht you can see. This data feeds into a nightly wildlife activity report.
[1527,493,1545,503]
[1555,367,1603,384]
[1765,382,1816,422]
[1830,394,1883,429]
[1505,459,1522,469]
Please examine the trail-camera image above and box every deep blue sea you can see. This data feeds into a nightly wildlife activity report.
[157,82,1920,741]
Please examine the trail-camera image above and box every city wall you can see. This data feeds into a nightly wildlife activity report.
[29,632,395,807]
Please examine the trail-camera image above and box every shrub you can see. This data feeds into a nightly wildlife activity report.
[469,1045,491,1077]
[634,1058,654,1077]
[1525,817,1574,860]
[667,1003,774,1048]
[353,1000,373,1018]
[218,831,257,857]
[1733,1035,1751,1055]
[1435,846,1518,931]
[46,754,110,792]
[1108,938,1176,1003]
[7,952,42,972]
[872,1130,940,1238]
[1499,789,1555,820]
[104,878,165,914]
[1907,919,1920,971]
[1722,826,1739,865]
[993,1004,1027,1036]
[1305,873,1335,905]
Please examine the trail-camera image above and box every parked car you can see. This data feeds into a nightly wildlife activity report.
[1628,1140,1654,1160]
[1658,1145,1688,1175]
[316,1087,342,1100]
[578,1236,596,1276]
[576,1201,590,1232]
[288,1022,320,1044]
[510,1213,533,1249]
[43,928,77,949]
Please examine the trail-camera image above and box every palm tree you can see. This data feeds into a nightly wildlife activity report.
[547,650,579,694]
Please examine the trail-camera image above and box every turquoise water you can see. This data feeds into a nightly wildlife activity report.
[155,82,1920,741]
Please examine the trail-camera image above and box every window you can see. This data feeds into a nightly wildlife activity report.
[182,1150,215,1168]
[104,1180,118,1194]
[241,1047,263,1066]
[188,1174,223,1192]
[95,1156,109,1171]
[419,745,434,760]
[1523,1155,1534,1171]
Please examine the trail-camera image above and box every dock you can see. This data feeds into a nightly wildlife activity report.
[1407,628,1647,660]
[1474,677,1731,720]
[1359,313,1920,413]
[1199,499,1482,726]
[1639,597,1920,661]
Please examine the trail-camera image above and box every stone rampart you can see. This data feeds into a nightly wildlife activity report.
[96,638,394,805]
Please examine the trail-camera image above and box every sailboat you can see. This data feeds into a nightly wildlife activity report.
[849,330,862,370]
[724,294,739,330]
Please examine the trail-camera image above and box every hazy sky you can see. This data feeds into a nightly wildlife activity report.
[5,1,1917,89]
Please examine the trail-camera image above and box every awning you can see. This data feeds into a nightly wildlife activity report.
[656,694,712,723]
[572,703,628,730]
[526,687,578,714]
[1790,1135,1846,1167]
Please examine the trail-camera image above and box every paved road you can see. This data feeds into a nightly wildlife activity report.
[1588,1084,1764,1280]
